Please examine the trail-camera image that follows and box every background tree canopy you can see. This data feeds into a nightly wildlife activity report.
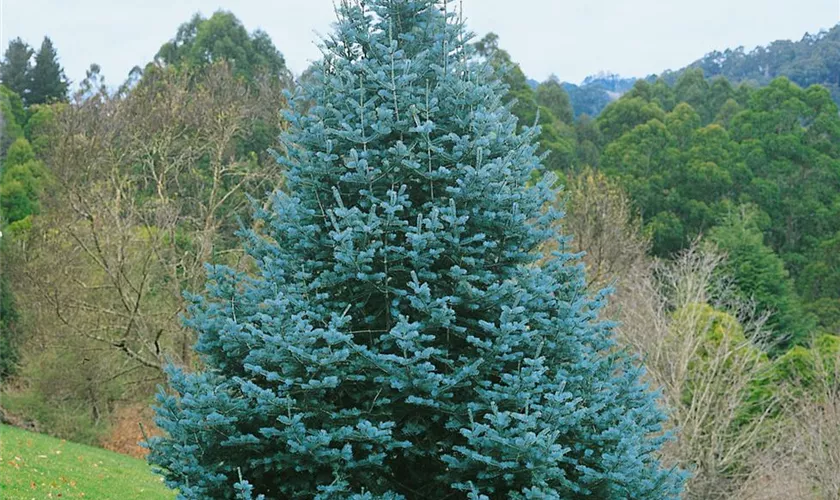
[155,11,291,84]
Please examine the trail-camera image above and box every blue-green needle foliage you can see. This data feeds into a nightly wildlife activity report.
[147,1,684,498]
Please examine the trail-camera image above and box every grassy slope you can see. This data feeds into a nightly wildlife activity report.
[0,424,174,499]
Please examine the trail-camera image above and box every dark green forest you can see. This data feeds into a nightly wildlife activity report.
[483,34,840,349]
[2,7,840,498]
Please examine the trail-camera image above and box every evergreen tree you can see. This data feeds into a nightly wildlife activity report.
[0,38,33,100]
[708,207,815,353]
[28,37,69,105]
[148,1,684,498]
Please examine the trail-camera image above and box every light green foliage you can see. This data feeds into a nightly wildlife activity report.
[0,424,174,499]
[1,171,39,224]
[673,303,767,378]
[0,84,25,126]
[0,87,27,381]
[665,300,774,497]
[0,85,25,154]
[1,137,46,227]
[767,334,840,395]
[4,136,35,166]
[23,103,61,157]
[0,92,46,387]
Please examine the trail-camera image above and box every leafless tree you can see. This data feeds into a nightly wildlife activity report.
[735,340,840,500]
[560,168,649,290]
[8,62,287,424]
[561,172,782,499]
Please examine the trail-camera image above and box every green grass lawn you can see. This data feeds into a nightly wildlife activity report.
[0,424,175,499]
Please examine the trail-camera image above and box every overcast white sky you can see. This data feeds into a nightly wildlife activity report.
[2,0,839,86]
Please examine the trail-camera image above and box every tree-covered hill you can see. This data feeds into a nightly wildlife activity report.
[663,24,840,103]
[562,73,637,117]
[567,22,840,116]
[518,22,840,118]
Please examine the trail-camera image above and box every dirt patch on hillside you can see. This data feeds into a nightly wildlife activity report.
[100,405,160,459]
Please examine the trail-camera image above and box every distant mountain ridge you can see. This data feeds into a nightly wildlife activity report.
[673,23,840,102]
[527,72,637,118]
[541,23,840,117]
[562,73,636,117]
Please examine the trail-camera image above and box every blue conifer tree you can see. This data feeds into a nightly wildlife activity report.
[147,1,684,497]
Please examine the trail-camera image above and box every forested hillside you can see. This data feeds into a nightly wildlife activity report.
[679,23,840,102]
[2,5,840,498]
[521,22,840,118]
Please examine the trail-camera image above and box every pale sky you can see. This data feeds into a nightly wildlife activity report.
[2,0,839,87]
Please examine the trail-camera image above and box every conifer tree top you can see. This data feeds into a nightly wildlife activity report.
[28,37,69,105]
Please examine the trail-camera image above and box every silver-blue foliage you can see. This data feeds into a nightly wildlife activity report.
[147,1,685,498]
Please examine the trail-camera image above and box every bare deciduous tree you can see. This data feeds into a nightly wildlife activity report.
[735,339,840,500]
[638,249,779,499]
[560,168,648,290]
[9,62,287,424]
[561,172,782,499]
